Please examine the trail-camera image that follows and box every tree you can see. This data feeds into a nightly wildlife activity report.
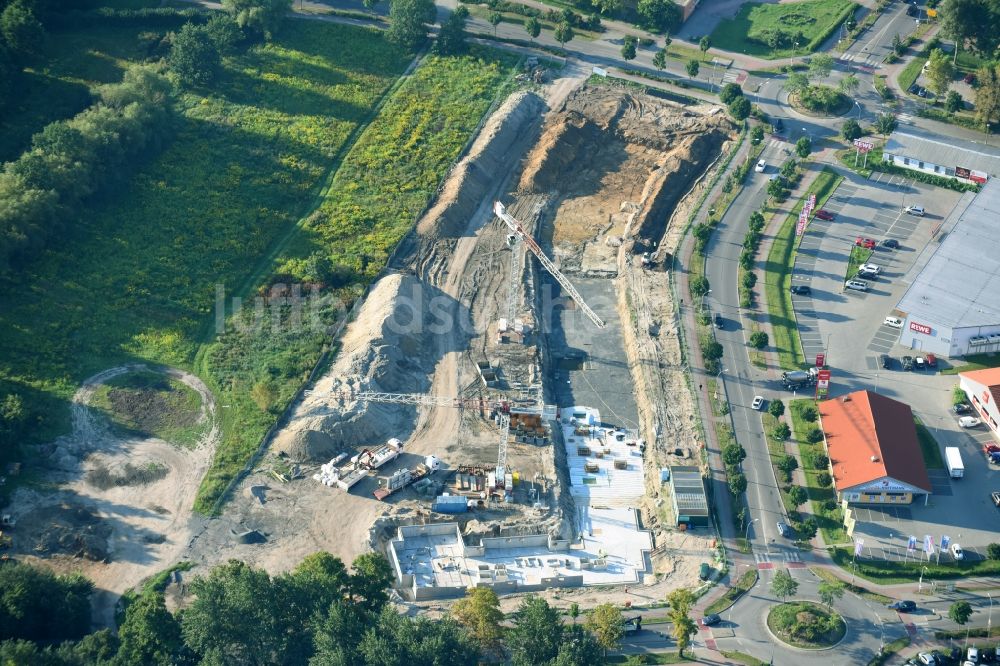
[653,47,667,72]
[729,96,751,121]
[452,587,504,656]
[552,630,603,666]
[593,0,623,15]
[386,0,435,50]
[525,16,541,41]
[221,0,292,41]
[169,23,220,87]
[768,399,785,417]
[509,597,562,666]
[702,340,723,361]
[795,136,812,158]
[719,82,743,105]
[767,177,785,199]
[0,1,43,58]
[892,32,904,56]
[621,34,637,62]
[699,35,710,53]
[553,22,574,50]
[686,58,699,78]
[817,471,832,486]
[841,118,862,141]
[818,581,845,609]
[808,53,834,79]
[749,330,768,349]
[939,0,999,58]
[771,422,791,441]
[723,443,746,466]
[585,604,624,657]
[362,0,380,14]
[987,543,1000,560]
[435,6,469,55]
[839,73,860,96]
[666,589,697,657]
[784,72,810,93]
[874,111,898,136]
[771,569,799,601]
[946,90,964,112]
[750,125,765,145]
[690,274,710,295]
[925,48,954,99]
[0,562,93,643]
[488,11,502,36]
[204,13,243,55]
[348,553,393,616]
[729,472,747,495]
[949,600,973,625]
[116,593,183,666]
[636,0,681,32]
[569,602,581,624]
[777,454,798,475]
[787,484,807,506]
[975,65,1000,129]
[358,608,479,666]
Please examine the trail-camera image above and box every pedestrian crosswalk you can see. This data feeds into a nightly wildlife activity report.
[753,551,803,568]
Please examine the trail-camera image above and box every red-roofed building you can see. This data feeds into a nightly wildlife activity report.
[818,390,932,505]
[959,367,1000,434]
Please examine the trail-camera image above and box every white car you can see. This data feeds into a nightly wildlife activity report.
[755,159,766,173]
[905,204,925,216]
[751,395,765,410]
[917,653,937,665]
[845,280,869,292]
[968,647,980,663]
[951,543,964,560]
[859,263,882,274]
[884,316,904,328]
[959,416,982,428]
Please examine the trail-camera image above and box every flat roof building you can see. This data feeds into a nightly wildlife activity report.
[669,465,709,527]
[819,390,931,505]
[895,178,1000,358]
[883,130,1000,183]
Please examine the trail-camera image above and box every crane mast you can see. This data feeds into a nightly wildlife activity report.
[493,201,605,328]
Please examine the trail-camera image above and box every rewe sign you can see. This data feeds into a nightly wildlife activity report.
[909,321,931,335]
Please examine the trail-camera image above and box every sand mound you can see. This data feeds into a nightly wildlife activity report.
[413,91,546,241]
[272,273,440,461]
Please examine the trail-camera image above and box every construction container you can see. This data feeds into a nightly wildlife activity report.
[433,495,468,514]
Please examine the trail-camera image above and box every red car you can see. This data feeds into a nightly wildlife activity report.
[815,209,835,221]
[985,443,1000,455]
[926,352,937,367]
[855,237,876,249]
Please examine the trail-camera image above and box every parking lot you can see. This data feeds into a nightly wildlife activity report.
[787,168,1000,554]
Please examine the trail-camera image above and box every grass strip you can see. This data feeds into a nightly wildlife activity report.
[721,651,769,666]
[704,568,758,615]
[763,167,843,370]
[867,637,911,666]
[830,546,1000,583]
[810,566,891,604]
[913,416,945,469]
[941,353,1000,375]
[844,245,872,282]
[790,399,847,544]
[710,0,858,59]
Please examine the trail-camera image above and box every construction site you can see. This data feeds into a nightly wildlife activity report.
[3,70,740,616]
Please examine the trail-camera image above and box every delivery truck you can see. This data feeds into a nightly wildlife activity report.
[945,446,965,479]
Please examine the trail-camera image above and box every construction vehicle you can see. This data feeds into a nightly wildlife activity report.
[373,455,441,501]
[335,439,404,491]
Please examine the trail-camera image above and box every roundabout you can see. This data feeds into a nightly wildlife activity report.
[766,599,848,650]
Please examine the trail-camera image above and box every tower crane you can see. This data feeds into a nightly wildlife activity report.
[493,201,606,328]
[306,388,517,482]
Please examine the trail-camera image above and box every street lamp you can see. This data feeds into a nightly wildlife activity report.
[918,565,929,592]
[988,592,993,635]
[744,517,760,547]
[855,101,863,120]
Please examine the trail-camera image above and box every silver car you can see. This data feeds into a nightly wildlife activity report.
[845,280,869,292]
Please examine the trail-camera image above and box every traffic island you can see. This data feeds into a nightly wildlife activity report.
[766,600,847,650]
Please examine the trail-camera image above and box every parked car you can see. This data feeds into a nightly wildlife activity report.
[752,395,765,410]
[815,209,835,220]
[699,562,712,580]
[905,205,925,216]
[951,543,965,560]
[845,279,869,292]
[856,269,878,281]
[699,614,721,626]
[884,316,904,328]
[954,403,971,413]
[967,645,980,663]
[902,355,914,370]
[917,87,928,98]
[917,653,938,665]
[926,353,937,367]
[915,356,927,370]
[881,354,893,369]
[908,82,920,93]
[776,521,792,538]
[881,238,900,249]
[714,314,724,329]
[888,599,917,612]
[960,416,982,428]
[755,159,766,173]
[790,285,811,295]
[860,263,883,274]
[856,236,877,249]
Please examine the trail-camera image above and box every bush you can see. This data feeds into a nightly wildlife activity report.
[769,400,785,417]
[702,340,724,361]
[742,271,758,290]
[729,472,748,496]
[988,543,1000,561]
[777,454,798,474]
[817,471,832,487]
[799,405,818,422]
[841,119,862,141]
[720,82,743,105]
[788,485,807,506]
[749,330,768,349]
[723,443,746,466]
[772,422,791,441]
[691,275,710,295]
[946,90,963,113]
[806,427,825,444]
[729,96,752,121]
